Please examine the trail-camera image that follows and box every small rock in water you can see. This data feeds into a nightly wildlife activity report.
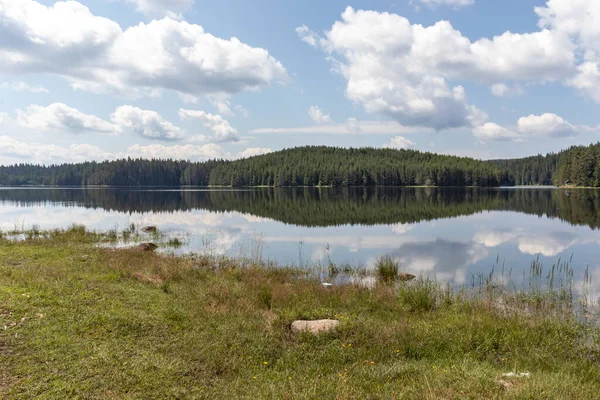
[137,242,158,252]
[398,272,416,281]
[141,226,157,233]
[291,319,340,335]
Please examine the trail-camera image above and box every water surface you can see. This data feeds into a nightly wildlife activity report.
[1,187,599,299]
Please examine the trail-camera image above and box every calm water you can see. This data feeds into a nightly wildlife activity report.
[1,187,599,298]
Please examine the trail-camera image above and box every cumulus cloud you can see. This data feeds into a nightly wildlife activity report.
[0,81,48,93]
[490,83,524,97]
[179,109,240,142]
[0,0,288,98]
[383,136,416,150]
[535,0,600,101]
[568,62,600,102]
[517,113,578,138]
[299,6,579,129]
[123,0,193,19]
[111,105,184,140]
[473,113,578,141]
[0,136,112,164]
[472,123,519,142]
[16,103,120,135]
[308,105,332,124]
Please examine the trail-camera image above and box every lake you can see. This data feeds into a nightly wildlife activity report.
[1,186,599,298]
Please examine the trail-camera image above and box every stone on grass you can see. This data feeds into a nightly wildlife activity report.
[291,319,339,335]
[137,242,158,252]
[398,272,416,281]
[141,226,157,233]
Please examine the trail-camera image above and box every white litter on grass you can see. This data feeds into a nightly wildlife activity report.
[321,282,333,287]
[502,372,530,378]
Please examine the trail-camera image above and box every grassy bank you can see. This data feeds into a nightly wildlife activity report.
[1,228,600,399]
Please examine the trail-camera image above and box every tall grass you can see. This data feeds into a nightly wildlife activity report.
[375,255,399,283]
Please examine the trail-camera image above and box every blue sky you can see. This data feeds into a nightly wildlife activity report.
[0,0,599,164]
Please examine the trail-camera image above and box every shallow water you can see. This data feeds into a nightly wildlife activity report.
[1,186,599,301]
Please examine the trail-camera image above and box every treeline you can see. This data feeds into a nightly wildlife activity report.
[491,142,600,187]
[3,144,600,188]
[0,159,219,187]
[208,147,510,187]
[0,146,509,187]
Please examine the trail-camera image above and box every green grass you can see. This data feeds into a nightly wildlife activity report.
[1,230,599,399]
[375,255,399,283]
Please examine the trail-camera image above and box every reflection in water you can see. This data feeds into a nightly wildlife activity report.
[391,239,488,285]
[1,187,600,228]
[1,187,600,295]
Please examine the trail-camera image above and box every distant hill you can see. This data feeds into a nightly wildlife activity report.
[1,143,599,187]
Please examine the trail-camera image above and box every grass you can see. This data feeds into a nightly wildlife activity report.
[1,229,600,399]
[375,255,399,283]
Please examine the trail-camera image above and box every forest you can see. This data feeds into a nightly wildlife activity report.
[0,146,508,187]
[1,143,600,187]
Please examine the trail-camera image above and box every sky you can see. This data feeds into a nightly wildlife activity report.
[1,0,599,165]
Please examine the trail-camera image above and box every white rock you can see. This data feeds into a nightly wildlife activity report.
[502,372,530,378]
[291,319,340,334]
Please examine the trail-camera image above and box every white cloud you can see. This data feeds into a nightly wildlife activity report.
[472,113,580,142]
[412,0,475,8]
[16,103,120,135]
[568,61,600,102]
[0,0,122,72]
[234,105,250,117]
[535,0,600,101]
[0,136,112,163]
[472,123,519,142]
[383,136,416,150]
[0,0,288,98]
[123,0,193,19]
[111,105,184,140]
[251,120,433,135]
[178,93,199,104]
[308,105,332,124]
[213,100,235,117]
[490,83,524,98]
[296,25,320,47]
[179,109,240,142]
[0,81,48,93]
[517,113,577,138]
[345,117,361,133]
[125,143,223,161]
[236,147,272,159]
[299,7,578,129]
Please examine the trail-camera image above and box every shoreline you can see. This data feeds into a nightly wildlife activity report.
[1,227,599,398]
